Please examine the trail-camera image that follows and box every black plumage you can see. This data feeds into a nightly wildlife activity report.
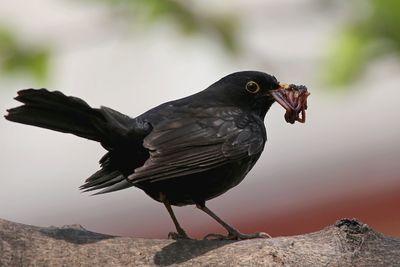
[5,71,309,240]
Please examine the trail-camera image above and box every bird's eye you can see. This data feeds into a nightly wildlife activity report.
[245,81,260,94]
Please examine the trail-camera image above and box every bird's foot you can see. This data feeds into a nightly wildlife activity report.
[203,233,228,240]
[204,230,270,241]
[167,231,192,240]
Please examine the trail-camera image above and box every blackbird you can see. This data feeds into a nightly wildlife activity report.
[5,71,309,240]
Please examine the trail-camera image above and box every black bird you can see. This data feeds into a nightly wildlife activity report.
[5,71,309,240]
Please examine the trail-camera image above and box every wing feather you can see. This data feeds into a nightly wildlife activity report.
[128,110,265,184]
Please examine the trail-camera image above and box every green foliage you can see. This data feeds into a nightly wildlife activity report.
[5,0,399,87]
[0,27,50,83]
[0,1,238,85]
[324,29,369,88]
[369,0,400,46]
[95,0,239,53]
[324,0,400,88]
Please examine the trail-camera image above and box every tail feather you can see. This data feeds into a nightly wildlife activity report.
[5,88,146,195]
[82,174,126,192]
[92,180,133,195]
[5,89,104,142]
[80,170,121,190]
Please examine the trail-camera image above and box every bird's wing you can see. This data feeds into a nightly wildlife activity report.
[128,109,265,184]
[79,106,153,194]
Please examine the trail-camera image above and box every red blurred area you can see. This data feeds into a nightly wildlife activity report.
[172,185,400,240]
[235,186,400,237]
[123,182,400,239]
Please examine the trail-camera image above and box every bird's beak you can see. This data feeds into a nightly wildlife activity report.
[270,83,310,124]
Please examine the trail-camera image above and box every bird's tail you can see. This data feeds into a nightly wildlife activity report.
[5,88,139,194]
[5,89,107,143]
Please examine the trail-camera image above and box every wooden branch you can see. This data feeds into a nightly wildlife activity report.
[0,218,399,266]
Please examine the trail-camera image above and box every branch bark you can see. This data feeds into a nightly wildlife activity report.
[0,218,399,266]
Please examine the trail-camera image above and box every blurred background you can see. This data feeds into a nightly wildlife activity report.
[1,0,399,238]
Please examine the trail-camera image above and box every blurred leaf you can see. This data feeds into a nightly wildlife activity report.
[211,15,239,54]
[92,0,239,53]
[0,1,238,83]
[368,0,400,50]
[0,27,50,83]
[324,0,400,88]
[324,30,369,88]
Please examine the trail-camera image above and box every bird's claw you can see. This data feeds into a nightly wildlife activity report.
[167,231,192,240]
[203,233,229,240]
[203,231,271,240]
[233,231,271,240]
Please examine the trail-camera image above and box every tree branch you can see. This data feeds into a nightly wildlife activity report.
[0,218,399,266]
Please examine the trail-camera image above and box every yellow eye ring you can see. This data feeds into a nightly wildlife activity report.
[245,81,260,94]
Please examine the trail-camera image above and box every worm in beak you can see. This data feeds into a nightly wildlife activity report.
[271,84,310,124]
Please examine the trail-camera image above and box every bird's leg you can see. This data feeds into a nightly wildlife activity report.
[160,192,191,240]
[196,202,270,240]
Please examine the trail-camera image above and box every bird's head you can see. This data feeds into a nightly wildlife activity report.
[206,71,310,124]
